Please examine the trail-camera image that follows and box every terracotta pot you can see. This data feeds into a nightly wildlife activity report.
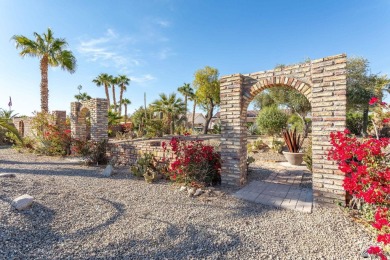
[282,151,304,166]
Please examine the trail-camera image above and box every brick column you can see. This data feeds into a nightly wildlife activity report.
[310,54,347,205]
[220,74,248,186]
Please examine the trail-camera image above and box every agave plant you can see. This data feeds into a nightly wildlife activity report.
[282,128,304,153]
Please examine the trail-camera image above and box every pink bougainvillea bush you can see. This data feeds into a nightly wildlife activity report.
[162,134,221,187]
[328,97,390,259]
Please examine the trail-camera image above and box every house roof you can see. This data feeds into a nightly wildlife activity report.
[212,110,258,118]
[186,113,205,122]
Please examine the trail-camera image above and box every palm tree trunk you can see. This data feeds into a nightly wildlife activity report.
[192,100,196,131]
[40,56,49,113]
[125,104,128,123]
[104,84,111,110]
[112,85,117,112]
[184,96,188,127]
[119,86,123,115]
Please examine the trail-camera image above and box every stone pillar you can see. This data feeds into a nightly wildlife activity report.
[310,54,347,205]
[70,102,82,140]
[88,98,108,142]
[52,110,67,130]
[220,74,248,186]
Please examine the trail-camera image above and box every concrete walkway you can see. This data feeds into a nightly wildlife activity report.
[234,162,313,213]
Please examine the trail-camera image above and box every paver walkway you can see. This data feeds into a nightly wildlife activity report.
[234,162,313,213]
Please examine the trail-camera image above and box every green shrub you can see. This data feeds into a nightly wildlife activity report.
[272,138,284,153]
[257,106,288,136]
[346,112,372,135]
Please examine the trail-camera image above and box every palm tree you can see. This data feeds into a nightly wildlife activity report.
[12,28,77,113]
[0,118,23,144]
[0,109,19,123]
[151,93,186,134]
[177,83,194,127]
[116,75,130,116]
[74,92,92,102]
[121,98,131,123]
[93,73,112,109]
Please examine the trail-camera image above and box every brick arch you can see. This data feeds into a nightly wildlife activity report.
[219,54,347,206]
[71,98,108,142]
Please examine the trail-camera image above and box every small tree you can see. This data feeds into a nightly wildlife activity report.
[256,106,288,136]
[193,66,220,134]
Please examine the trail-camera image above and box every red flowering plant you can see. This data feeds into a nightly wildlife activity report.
[162,134,221,187]
[328,97,390,258]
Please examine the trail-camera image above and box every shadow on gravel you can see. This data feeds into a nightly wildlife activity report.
[0,198,126,259]
[0,159,84,166]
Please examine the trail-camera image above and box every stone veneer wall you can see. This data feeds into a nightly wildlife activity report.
[106,139,167,166]
[12,110,67,138]
[71,98,108,142]
[219,54,347,205]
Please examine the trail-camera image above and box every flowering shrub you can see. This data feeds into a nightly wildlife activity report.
[328,97,390,258]
[162,135,221,186]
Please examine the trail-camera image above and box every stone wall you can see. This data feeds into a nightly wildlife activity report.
[219,54,347,205]
[106,139,168,166]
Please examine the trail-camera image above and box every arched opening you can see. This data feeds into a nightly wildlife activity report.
[18,120,25,137]
[219,54,348,207]
[78,107,91,141]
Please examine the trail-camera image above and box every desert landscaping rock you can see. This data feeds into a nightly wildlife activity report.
[194,188,203,196]
[0,173,16,178]
[102,164,113,177]
[179,186,187,192]
[11,194,34,210]
[0,147,376,259]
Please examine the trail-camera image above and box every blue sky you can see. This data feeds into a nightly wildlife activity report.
[0,0,389,116]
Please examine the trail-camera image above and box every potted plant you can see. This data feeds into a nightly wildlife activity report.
[282,129,305,165]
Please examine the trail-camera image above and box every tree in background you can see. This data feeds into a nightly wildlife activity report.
[252,87,311,136]
[188,91,197,131]
[150,93,186,134]
[116,75,130,116]
[346,57,389,136]
[12,28,77,112]
[256,105,288,136]
[177,83,194,127]
[193,66,220,134]
[74,92,91,102]
[121,98,131,123]
[93,73,112,109]
[110,75,118,112]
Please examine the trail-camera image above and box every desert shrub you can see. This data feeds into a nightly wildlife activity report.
[271,138,284,153]
[257,106,288,136]
[288,114,304,132]
[145,119,164,138]
[247,123,260,135]
[163,136,221,186]
[29,112,71,156]
[72,139,108,165]
[211,123,221,134]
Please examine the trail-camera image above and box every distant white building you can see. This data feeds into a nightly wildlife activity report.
[186,113,206,130]
[210,110,259,128]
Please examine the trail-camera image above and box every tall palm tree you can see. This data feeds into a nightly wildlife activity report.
[177,83,194,127]
[151,93,186,134]
[12,28,77,113]
[121,98,131,123]
[93,73,112,109]
[74,92,91,102]
[116,75,130,116]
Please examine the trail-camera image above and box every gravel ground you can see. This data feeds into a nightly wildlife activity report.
[0,146,376,259]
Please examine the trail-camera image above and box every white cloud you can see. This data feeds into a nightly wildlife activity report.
[158,48,175,60]
[131,74,156,84]
[77,29,141,69]
[156,19,171,28]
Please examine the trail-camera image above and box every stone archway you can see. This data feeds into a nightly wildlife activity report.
[71,98,108,142]
[219,54,347,205]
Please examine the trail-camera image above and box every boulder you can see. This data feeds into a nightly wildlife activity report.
[0,173,16,178]
[187,187,196,197]
[179,186,187,192]
[194,188,203,196]
[12,194,34,210]
[102,165,113,177]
